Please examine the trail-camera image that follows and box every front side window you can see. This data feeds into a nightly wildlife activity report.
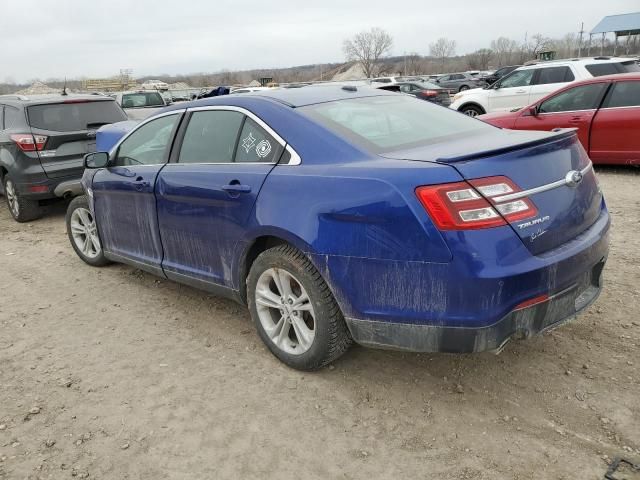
[114,114,179,166]
[539,83,608,113]
[602,81,640,108]
[301,95,493,154]
[235,118,283,163]
[178,110,244,164]
[535,66,574,85]
[499,70,534,88]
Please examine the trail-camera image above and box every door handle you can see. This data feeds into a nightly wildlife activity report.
[222,184,251,194]
[133,179,150,191]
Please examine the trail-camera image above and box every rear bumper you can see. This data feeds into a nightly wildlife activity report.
[15,175,83,199]
[346,257,605,353]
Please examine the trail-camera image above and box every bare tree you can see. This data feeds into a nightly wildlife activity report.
[343,27,393,78]
[404,52,424,75]
[467,49,493,70]
[490,37,518,66]
[429,38,456,71]
[520,34,552,62]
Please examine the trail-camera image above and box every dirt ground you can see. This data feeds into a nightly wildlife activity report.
[0,166,639,480]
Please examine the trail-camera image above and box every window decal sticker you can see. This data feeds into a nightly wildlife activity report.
[255,140,272,158]
[241,132,256,153]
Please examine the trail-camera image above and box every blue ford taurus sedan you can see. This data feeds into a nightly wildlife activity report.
[66,85,610,370]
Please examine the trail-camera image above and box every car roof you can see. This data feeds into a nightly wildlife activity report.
[518,56,637,69]
[0,93,116,106]
[169,84,398,109]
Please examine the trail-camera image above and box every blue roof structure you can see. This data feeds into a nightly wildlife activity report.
[591,12,640,35]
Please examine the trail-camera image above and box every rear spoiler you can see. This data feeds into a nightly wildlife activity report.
[436,128,579,163]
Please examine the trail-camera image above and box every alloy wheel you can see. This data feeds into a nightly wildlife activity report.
[5,180,19,217]
[254,267,316,355]
[70,207,101,259]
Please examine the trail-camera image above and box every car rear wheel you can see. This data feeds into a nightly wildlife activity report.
[3,175,42,223]
[459,85,470,92]
[460,105,484,117]
[247,244,352,370]
[66,195,110,267]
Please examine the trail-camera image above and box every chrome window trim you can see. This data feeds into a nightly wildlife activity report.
[493,163,593,203]
[108,109,186,158]
[537,108,596,116]
[185,105,301,165]
[598,104,640,111]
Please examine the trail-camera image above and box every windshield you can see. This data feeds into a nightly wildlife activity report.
[121,92,165,108]
[27,100,127,132]
[300,95,493,153]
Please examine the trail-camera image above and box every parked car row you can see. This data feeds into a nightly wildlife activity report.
[450,56,640,116]
[479,73,640,165]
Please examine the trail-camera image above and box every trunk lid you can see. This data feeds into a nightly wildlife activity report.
[384,129,602,255]
[27,99,127,179]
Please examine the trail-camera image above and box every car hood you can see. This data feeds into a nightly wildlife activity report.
[455,87,484,97]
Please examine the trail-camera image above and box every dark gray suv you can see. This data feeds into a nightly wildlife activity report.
[0,94,127,222]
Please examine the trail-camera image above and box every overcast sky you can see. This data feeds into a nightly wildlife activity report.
[2,0,638,83]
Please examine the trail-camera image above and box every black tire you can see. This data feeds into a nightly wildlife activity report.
[3,174,42,223]
[65,195,111,267]
[247,244,352,370]
[459,85,470,92]
[460,104,485,117]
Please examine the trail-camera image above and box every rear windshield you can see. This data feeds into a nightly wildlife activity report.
[300,95,492,153]
[585,60,640,77]
[27,101,127,132]
[121,92,165,108]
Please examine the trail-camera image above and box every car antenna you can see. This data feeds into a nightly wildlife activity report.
[61,78,68,96]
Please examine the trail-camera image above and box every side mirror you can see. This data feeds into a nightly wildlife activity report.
[528,105,539,117]
[84,152,109,169]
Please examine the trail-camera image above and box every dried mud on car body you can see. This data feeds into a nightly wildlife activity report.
[0,168,639,479]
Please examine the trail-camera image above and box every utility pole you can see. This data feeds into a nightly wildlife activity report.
[578,22,584,57]
[404,52,407,76]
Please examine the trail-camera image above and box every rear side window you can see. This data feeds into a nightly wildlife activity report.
[178,110,244,164]
[0,106,4,129]
[602,81,640,108]
[121,92,165,108]
[301,95,493,153]
[535,67,574,85]
[27,101,126,132]
[4,106,23,129]
[235,117,283,163]
[539,83,609,113]
[585,61,640,77]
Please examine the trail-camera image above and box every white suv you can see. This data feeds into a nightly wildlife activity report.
[449,57,640,116]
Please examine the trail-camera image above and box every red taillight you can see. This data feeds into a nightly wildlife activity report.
[423,90,439,97]
[10,134,47,152]
[416,176,538,230]
[514,294,549,310]
[28,185,49,193]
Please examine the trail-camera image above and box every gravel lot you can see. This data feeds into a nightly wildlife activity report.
[0,167,639,480]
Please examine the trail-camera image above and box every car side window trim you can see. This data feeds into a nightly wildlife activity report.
[169,105,301,166]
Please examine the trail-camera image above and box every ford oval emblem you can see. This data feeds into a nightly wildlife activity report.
[565,170,583,188]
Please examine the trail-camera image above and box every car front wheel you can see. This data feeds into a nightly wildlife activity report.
[247,244,352,370]
[460,105,484,117]
[66,195,110,267]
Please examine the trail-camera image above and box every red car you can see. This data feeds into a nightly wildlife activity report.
[479,73,640,165]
